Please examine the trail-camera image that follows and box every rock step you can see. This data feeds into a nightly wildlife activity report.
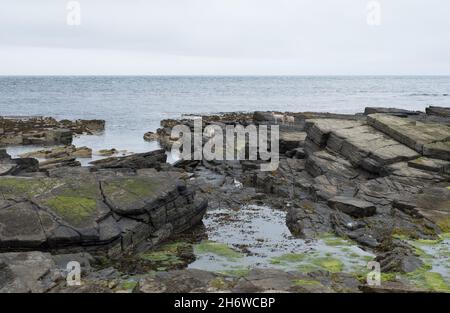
[327,196,377,218]
[0,170,207,254]
[407,157,450,173]
[367,113,450,161]
[279,131,307,154]
[426,106,450,118]
[305,118,419,174]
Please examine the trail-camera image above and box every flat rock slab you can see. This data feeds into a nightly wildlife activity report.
[305,119,362,147]
[0,170,207,253]
[328,196,377,217]
[305,118,419,173]
[89,150,167,170]
[413,187,450,233]
[279,131,307,153]
[408,157,450,173]
[367,113,450,161]
[364,107,419,116]
[0,251,58,293]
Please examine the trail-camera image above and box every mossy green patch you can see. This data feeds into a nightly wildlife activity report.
[119,280,138,291]
[297,264,319,273]
[138,242,193,270]
[0,177,60,197]
[381,272,398,282]
[43,195,97,226]
[209,277,228,289]
[292,279,322,286]
[104,178,160,202]
[194,241,243,260]
[416,238,442,245]
[413,246,427,257]
[437,217,450,233]
[270,253,306,264]
[312,257,344,273]
[423,272,450,293]
[319,234,352,247]
[348,252,360,258]
[139,251,184,267]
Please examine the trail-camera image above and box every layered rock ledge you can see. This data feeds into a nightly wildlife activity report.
[0,116,105,146]
[0,152,207,255]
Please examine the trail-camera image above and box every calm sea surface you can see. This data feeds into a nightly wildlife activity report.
[1,76,449,157]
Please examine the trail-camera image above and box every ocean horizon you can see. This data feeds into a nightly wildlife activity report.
[1,75,449,158]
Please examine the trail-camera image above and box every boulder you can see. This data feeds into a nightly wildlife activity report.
[0,169,207,253]
[143,131,159,142]
[20,145,92,159]
[0,251,60,293]
[286,200,333,237]
[327,196,377,217]
[0,149,39,176]
[89,150,167,170]
[279,131,307,154]
[426,106,450,118]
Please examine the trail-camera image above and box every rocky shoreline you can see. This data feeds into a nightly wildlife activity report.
[0,106,449,293]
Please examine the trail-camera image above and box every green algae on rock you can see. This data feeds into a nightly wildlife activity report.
[138,242,194,271]
[312,257,344,273]
[43,196,97,227]
[270,253,306,265]
[194,241,243,260]
[0,171,207,253]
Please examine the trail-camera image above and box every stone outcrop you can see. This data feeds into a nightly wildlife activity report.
[327,196,377,218]
[367,113,450,161]
[0,149,39,176]
[2,107,450,294]
[0,116,105,146]
[426,106,450,118]
[19,145,92,159]
[0,169,207,254]
[38,156,81,170]
[89,149,167,170]
[305,118,419,174]
[363,107,419,116]
[143,131,159,142]
[0,251,60,293]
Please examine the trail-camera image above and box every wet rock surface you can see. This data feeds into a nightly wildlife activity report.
[89,149,167,170]
[1,107,450,293]
[0,116,105,146]
[0,168,207,254]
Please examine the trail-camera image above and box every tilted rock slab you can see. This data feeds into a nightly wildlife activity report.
[0,169,207,255]
[367,113,450,161]
[305,118,419,174]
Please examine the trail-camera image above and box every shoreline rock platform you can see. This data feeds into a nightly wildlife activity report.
[1,106,449,293]
[0,116,105,146]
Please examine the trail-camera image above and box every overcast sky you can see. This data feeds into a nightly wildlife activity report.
[0,0,449,75]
